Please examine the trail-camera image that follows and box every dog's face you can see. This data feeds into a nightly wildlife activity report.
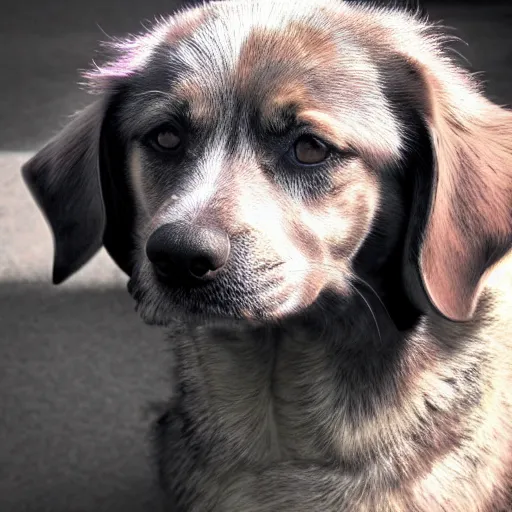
[122,2,402,323]
[23,0,512,326]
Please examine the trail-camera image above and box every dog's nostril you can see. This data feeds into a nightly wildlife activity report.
[189,258,213,278]
[152,260,174,278]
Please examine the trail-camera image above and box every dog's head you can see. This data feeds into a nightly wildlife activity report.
[23,0,512,326]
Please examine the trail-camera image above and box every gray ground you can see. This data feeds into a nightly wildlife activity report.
[0,1,511,511]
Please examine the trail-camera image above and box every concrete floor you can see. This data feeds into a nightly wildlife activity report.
[0,1,511,511]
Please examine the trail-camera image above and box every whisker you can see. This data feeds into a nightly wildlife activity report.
[95,23,115,41]
[283,261,392,317]
[133,89,174,99]
[276,261,387,340]
[352,275,392,320]
[349,283,382,344]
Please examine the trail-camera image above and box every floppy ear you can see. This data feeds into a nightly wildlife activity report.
[21,5,209,284]
[22,98,135,284]
[403,56,512,321]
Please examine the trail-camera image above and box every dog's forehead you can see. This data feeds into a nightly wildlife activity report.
[118,1,403,162]
[155,2,401,157]
[176,1,329,67]
[171,2,366,102]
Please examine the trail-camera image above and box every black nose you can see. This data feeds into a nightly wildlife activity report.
[146,223,230,284]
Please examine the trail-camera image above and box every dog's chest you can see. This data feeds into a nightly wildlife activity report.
[174,325,337,464]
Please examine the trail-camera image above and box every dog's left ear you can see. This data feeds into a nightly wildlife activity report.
[22,98,135,284]
[403,55,512,321]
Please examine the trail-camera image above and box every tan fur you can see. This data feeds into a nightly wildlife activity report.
[421,100,512,321]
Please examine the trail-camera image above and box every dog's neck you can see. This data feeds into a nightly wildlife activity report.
[167,288,418,455]
[165,283,487,471]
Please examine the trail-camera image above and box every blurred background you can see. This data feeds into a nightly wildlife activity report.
[0,0,510,511]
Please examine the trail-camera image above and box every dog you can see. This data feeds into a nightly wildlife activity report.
[22,0,512,510]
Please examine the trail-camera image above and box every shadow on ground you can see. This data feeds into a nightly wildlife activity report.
[0,283,169,512]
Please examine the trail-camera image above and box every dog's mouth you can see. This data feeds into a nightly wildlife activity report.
[126,252,329,327]
[127,257,301,326]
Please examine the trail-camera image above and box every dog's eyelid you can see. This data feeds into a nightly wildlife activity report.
[286,136,357,169]
[140,117,189,139]
[126,117,182,142]
[335,143,358,158]
[296,128,354,156]
[293,123,332,145]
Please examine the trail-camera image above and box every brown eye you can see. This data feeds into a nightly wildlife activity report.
[294,135,329,165]
[155,129,181,151]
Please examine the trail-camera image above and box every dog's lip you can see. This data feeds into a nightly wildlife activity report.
[128,260,286,295]
[128,259,294,322]
[152,266,213,288]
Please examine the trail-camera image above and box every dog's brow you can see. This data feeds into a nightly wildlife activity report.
[295,110,351,148]
[120,95,191,137]
[262,105,298,136]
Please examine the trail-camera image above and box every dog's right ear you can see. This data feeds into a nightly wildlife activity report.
[22,101,107,284]
[22,98,135,284]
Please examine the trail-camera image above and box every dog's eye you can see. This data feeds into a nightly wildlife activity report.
[294,135,329,165]
[150,128,182,151]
